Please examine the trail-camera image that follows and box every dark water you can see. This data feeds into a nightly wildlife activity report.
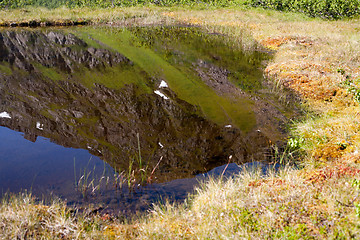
[0,26,292,215]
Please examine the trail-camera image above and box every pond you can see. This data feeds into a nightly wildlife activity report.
[0,25,292,216]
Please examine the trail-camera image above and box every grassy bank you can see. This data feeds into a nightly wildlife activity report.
[2,170,359,239]
[1,5,360,239]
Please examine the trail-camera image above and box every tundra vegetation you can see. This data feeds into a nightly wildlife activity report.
[1,0,360,239]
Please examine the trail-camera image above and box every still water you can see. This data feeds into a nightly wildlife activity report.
[0,26,291,215]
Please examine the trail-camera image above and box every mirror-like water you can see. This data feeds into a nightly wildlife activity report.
[0,26,292,215]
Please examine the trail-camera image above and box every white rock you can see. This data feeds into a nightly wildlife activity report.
[154,90,169,100]
[0,112,11,119]
[225,125,232,128]
[36,122,44,130]
[159,80,168,88]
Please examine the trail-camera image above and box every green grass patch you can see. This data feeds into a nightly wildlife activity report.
[34,63,63,81]
[0,62,13,76]
[74,64,152,92]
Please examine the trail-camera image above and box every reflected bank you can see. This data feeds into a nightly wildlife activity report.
[0,26,293,215]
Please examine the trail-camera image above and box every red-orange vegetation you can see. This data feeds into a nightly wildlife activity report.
[266,61,341,101]
[260,36,313,50]
[311,144,346,162]
[248,178,286,188]
[304,164,360,184]
[260,36,291,49]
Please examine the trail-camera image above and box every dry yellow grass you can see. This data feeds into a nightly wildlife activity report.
[2,166,359,239]
[0,6,173,26]
[138,169,359,239]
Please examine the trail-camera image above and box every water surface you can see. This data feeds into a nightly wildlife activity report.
[0,26,292,215]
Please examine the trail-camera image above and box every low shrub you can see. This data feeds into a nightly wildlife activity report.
[248,0,360,19]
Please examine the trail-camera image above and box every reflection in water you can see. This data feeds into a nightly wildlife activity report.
[0,26,292,215]
[0,126,198,215]
[0,126,104,199]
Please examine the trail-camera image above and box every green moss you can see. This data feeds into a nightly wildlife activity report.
[75,115,99,125]
[49,103,66,110]
[26,90,40,98]
[34,63,63,81]
[76,127,117,151]
[0,62,13,76]
[74,64,151,93]
[40,109,55,119]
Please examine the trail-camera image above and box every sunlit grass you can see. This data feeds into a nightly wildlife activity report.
[0,6,169,25]
[139,168,359,239]
[0,193,78,239]
[2,165,359,239]
[1,5,360,239]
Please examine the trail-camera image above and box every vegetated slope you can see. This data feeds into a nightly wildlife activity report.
[2,0,360,19]
[0,5,360,239]
[154,7,360,238]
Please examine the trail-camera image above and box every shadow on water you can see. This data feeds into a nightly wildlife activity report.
[0,26,296,216]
